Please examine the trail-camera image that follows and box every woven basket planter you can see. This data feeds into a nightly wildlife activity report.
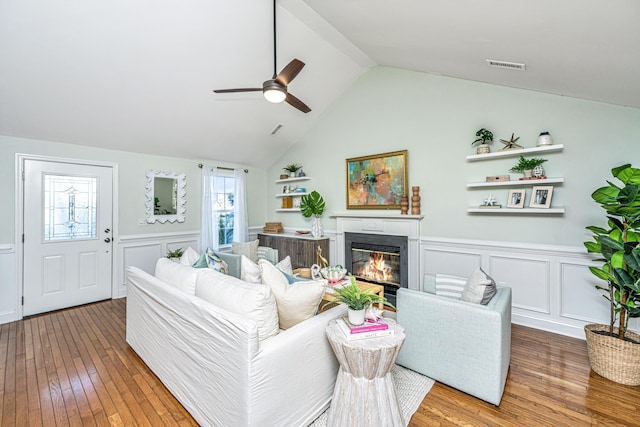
[584,324,640,386]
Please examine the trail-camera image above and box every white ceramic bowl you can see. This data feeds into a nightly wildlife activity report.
[320,267,347,282]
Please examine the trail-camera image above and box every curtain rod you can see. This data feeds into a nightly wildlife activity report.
[198,164,248,173]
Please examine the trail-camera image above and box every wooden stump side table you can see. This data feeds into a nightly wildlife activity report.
[325,319,406,427]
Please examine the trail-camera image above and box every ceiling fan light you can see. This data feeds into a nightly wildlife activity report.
[263,80,287,103]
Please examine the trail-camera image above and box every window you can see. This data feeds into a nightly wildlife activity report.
[44,174,97,241]
[214,174,235,246]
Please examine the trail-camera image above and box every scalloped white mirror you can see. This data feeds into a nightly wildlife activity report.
[145,170,186,223]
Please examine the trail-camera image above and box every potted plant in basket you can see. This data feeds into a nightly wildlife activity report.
[327,275,393,325]
[509,155,548,179]
[583,163,640,385]
[283,163,303,178]
[472,128,494,154]
[300,190,325,238]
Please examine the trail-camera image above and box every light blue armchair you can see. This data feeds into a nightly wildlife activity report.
[396,275,512,405]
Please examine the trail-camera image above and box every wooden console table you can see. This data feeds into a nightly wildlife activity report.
[257,233,329,269]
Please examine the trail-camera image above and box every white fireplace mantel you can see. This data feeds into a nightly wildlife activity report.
[333,213,424,290]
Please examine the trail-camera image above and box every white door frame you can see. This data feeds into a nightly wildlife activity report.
[15,153,119,318]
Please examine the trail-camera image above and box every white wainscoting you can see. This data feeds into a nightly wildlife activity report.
[0,245,18,324]
[117,231,200,298]
[419,237,639,340]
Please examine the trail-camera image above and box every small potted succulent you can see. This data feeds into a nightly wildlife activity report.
[166,247,184,262]
[472,128,494,154]
[509,155,548,178]
[328,275,392,325]
[283,163,303,177]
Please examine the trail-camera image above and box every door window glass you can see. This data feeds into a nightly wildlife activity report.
[44,175,97,240]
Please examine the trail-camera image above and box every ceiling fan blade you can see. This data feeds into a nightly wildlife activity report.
[213,88,262,93]
[285,93,311,113]
[274,59,305,86]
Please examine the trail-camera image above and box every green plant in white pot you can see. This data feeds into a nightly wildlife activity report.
[328,275,392,325]
[583,163,640,385]
[509,155,548,178]
[300,190,325,238]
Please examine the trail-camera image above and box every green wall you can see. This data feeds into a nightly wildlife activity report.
[0,135,267,243]
[269,66,640,247]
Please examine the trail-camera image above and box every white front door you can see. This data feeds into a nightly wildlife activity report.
[23,159,113,316]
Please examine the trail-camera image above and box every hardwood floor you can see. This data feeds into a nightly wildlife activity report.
[1,299,639,426]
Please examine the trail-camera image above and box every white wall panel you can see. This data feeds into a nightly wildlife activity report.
[490,255,550,314]
[0,245,17,323]
[560,261,609,324]
[421,247,481,278]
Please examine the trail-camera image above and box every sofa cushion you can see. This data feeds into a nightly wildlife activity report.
[435,273,466,299]
[179,247,200,266]
[461,268,497,305]
[195,268,279,341]
[232,240,259,262]
[155,258,198,295]
[259,259,326,329]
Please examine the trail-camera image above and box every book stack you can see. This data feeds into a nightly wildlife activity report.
[263,222,284,233]
[337,317,394,340]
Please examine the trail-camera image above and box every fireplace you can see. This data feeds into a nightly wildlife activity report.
[344,232,408,305]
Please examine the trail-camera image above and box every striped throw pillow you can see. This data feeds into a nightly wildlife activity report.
[435,273,467,299]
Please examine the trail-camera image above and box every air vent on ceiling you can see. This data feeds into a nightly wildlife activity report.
[270,123,284,136]
[486,59,526,71]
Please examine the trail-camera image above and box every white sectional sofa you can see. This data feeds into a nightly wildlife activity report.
[126,260,346,427]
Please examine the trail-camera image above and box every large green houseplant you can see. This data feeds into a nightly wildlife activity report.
[300,190,325,238]
[583,163,640,385]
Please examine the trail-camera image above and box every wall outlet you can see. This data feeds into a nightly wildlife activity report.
[138,218,148,225]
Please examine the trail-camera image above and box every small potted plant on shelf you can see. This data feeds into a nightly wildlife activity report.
[283,163,303,178]
[166,247,184,262]
[327,275,393,325]
[300,190,326,238]
[583,164,640,385]
[509,155,548,179]
[472,128,494,154]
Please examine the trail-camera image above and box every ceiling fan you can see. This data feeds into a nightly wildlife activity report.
[213,0,311,113]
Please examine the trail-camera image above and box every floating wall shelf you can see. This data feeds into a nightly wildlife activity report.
[466,144,564,161]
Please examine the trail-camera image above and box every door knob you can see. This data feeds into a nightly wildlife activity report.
[104,238,111,243]
[105,228,111,233]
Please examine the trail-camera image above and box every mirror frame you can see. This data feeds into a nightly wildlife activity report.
[145,170,186,223]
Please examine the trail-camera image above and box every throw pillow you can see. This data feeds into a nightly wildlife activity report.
[259,259,326,329]
[232,240,259,263]
[155,257,198,295]
[461,267,497,305]
[179,246,200,266]
[274,255,292,275]
[193,248,229,274]
[240,255,263,283]
[257,246,278,264]
[195,268,279,341]
[435,273,467,299]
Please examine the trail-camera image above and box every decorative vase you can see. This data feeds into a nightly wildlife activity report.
[537,132,554,147]
[523,169,533,179]
[532,165,545,178]
[411,186,421,215]
[400,194,409,215]
[298,169,306,177]
[311,216,324,238]
[477,144,491,155]
[289,171,296,177]
[584,324,640,386]
[348,308,366,326]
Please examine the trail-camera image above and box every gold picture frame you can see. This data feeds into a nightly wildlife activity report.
[346,150,408,209]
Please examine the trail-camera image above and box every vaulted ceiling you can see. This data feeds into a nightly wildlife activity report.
[1,0,637,167]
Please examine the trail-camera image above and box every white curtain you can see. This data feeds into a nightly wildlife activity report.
[233,169,249,242]
[200,166,219,251]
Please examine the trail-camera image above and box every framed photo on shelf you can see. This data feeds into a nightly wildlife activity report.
[529,186,554,208]
[346,150,408,209]
[506,189,526,208]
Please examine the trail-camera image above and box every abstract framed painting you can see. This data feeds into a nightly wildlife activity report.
[346,150,408,209]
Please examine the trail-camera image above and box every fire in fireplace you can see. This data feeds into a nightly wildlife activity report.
[345,232,408,305]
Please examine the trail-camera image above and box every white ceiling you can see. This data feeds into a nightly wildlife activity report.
[1,0,638,167]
